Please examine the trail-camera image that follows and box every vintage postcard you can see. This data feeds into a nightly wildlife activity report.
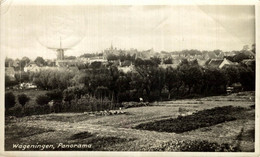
[0,0,259,156]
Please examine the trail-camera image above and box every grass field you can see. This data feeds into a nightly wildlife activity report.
[5,91,255,151]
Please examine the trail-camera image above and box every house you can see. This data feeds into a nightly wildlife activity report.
[56,60,79,67]
[241,59,255,68]
[204,51,224,60]
[118,65,136,73]
[24,62,40,72]
[207,58,237,69]
[197,59,207,67]
[159,64,178,69]
[242,51,255,59]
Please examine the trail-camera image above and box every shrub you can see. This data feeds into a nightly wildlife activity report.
[46,89,63,101]
[5,75,19,87]
[18,94,30,107]
[53,101,63,113]
[122,102,149,108]
[249,104,255,109]
[70,96,93,112]
[36,95,50,106]
[5,105,22,117]
[63,86,85,103]
[67,95,113,112]
[5,92,16,110]
[135,106,245,133]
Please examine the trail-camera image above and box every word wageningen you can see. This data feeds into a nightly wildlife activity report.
[12,143,92,150]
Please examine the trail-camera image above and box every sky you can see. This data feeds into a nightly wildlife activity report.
[0,2,255,59]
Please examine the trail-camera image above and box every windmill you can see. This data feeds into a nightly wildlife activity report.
[46,37,71,61]
[45,37,72,67]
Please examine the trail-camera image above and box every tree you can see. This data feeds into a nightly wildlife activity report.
[213,49,222,56]
[165,67,181,99]
[14,72,30,83]
[152,67,166,100]
[5,58,14,67]
[178,61,203,94]
[134,66,162,101]
[223,65,240,86]
[65,56,76,60]
[163,57,173,64]
[5,92,16,110]
[107,54,118,61]
[36,95,50,106]
[33,69,75,90]
[21,57,30,69]
[202,68,227,95]
[251,44,255,54]
[135,58,158,67]
[233,53,251,62]
[179,59,189,67]
[134,58,144,66]
[150,57,161,65]
[46,90,63,101]
[5,75,19,87]
[90,61,102,69]
[118,52,126,62]
[18,94,30,107]
[34,57,46,66]
[238,66,255,91]
[242,45,249,51]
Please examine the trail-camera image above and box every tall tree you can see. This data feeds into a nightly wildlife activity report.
[165,67,181,99]
[251,44,255,54]
[21,57,31,68]
[5,58,14,67]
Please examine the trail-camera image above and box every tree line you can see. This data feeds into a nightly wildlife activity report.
[5,57,255,116]
[20,58,255,102]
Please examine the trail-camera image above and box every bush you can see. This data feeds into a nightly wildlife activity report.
[5,75,19,87]
[36,95,50,106]
[122,102,149,108]
[249,104,255,109]
[46,90,63,101]
[63,86,85,102]
[67,95,113,112]
[18,94,30,107]
[5,105,22,117]
[5,92,16,110]
[135,106,245,133]
[70,96,93,112]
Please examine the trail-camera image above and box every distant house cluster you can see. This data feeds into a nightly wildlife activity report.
[5,44,255,83]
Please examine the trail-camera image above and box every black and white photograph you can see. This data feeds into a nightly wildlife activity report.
[0,0,259,156]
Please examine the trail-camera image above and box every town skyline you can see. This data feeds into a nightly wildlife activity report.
[4,44,255,60]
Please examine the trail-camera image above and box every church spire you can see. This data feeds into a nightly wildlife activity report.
[110,42,113,50]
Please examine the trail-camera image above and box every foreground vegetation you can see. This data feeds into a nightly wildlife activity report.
[134,106,246,133]
[151,140,239,152]
[5,125,132,151]
[5,92,255,152]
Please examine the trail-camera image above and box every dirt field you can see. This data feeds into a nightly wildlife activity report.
[5,91,255,151]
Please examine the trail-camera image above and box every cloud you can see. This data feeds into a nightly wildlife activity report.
[1,5,255,59]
